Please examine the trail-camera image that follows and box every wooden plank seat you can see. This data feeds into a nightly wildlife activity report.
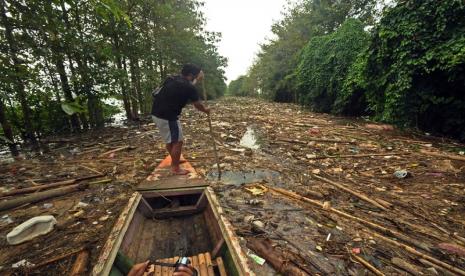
[144,252,226,276]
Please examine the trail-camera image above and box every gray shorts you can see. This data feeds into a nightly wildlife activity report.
[152,116,183,143]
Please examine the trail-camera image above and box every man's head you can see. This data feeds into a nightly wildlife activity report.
[181,64,201,82]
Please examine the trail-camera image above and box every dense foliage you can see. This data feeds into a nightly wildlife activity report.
[233,0,465,140]
[240,0,377,102]
[0,0,226,154]
[227,75,248,97]
[365,0,465,139]
[295,19,369,113]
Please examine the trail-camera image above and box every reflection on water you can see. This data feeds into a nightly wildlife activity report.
[240,126,260,149]
[0,147,14,163]
[207,169,280,186]
[104,98,126,127]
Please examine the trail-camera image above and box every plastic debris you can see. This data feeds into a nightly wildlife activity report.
[99,215,109,221]
[352,248,361,254]
[244,185,268,196]
[11,259,35,268]
[77,202,89,208]
[1,214,13,226]
[43,203,53,209]
[7,215,57,245]
[326,233,332,241]
[393,170,409,179]
[244,215,255,223]
[252,220,265,233]
[247,199,264,206]
[247,252,266,265]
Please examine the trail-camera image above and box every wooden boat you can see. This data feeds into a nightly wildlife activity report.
[92,156,253,276]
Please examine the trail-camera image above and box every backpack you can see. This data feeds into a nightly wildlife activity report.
[152,75,177,99]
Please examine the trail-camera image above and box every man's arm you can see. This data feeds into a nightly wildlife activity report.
[193,101,210,114]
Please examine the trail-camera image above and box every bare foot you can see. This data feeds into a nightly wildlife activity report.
[171,167,189,175]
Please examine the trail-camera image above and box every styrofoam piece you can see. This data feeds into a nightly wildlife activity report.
[6,215,57,245]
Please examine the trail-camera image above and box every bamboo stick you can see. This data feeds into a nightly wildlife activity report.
[202,80,221,179]
[420,149,465,161]
[371,232,465,276]
[98,145,130,157]
[308,152,410,159]
[31,247,86,270]
[0,184,86,212]
[391,257,424,275]
[0,174,101,198]
[311,174,389,210]
[351,254,385,276]
[69,250,90,276]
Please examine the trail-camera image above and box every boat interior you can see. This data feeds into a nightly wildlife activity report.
[116,189,235,276]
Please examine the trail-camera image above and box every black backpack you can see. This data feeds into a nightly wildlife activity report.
[152,75,177,99]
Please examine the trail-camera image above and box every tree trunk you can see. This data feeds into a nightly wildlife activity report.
[87,94,104,129]
[123,57,137,119]
[0,0,37,146]
[157,53,166,80]
[55,55,81,131]
[0,100,19,156]
[129,57,140,118]
[43,58,62,102]
[111,31,133,121]
[60,0,79,98]
[116,57,132,121]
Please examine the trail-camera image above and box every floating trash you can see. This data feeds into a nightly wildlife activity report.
[240,127,260,149]
[393,170,410,179]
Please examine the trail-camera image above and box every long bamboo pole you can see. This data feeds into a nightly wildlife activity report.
[201,80,221,179]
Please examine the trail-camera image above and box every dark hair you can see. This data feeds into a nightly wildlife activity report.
[181,64,201,77]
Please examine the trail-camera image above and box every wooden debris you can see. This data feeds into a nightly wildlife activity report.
[264,185,430,252]
[247,238,309,276]
[311,174,390,210]
[308,152,410,159]
[437,243,465,257]
[351,254,385,276]
[69,250,90,276]
[420,149,465,161]
[30,247,87,270]
[98,145,131,157]
[418,258,456,276]
[89,179,112,185]
[78,164,104,175]
[277,137,356,144]
[0,175,102,198]
[391,257,424,275]
[371,232,465,276]
[0,184,87,212]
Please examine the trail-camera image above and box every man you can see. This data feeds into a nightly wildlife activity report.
[152,64,210,175]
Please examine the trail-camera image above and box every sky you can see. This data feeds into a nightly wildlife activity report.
[203,0,289,82]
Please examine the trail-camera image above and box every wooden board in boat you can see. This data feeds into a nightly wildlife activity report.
[137,155,208,192]
[144,252,226,276]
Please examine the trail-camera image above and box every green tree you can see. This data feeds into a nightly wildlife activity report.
[365,0,465,139]
[247,0,377,102]
[295,19,370,113]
